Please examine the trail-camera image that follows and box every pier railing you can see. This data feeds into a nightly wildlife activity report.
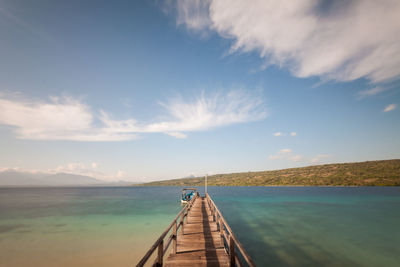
[206,193,256,267]
[136,193,198,267]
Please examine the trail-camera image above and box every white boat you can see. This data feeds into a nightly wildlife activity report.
[181,188,197,204]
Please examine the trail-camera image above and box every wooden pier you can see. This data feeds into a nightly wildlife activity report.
[136,193,256,267]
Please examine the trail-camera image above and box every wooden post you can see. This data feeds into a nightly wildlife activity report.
[213,206,216,222]
[229,236,235,267]
[172,221,177,254]
[219,216,223,238]
[209,202,213,219]
[181,211,186,235]
[156,239,163,267]
[180,220,184,235]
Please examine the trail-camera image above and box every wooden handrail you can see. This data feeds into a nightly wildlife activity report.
[136,192,255,267]
[136,194,198,267]
[206,193,256,267]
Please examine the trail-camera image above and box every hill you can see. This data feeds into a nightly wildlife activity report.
[141,159,400,186]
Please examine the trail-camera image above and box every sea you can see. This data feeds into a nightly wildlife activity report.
[0,186,399,267]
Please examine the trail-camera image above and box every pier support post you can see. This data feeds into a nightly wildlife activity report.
[172,221,177,254]
[229,236,235,267]
[181,212,185,235]
[156,239,163,267]
[219,216,223,238]
[212,206,216,222]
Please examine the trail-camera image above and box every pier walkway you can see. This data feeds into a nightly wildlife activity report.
[165,196,228,266]
[136,193,256,267]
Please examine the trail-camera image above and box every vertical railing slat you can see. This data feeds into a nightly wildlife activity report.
[156,240,163,266]
[172,221,177,254]
[229,235,235,267]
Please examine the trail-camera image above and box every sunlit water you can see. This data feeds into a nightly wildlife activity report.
[0,186,399,266]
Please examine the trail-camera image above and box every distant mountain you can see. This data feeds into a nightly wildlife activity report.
[105,180,139,186]
[0,170,104,186]
[140,159,400,186]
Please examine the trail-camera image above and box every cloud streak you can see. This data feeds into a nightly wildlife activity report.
[268,149,303,162]
[0,96,137,141]
[269,149,332,164]
[310,154,332,164]
[358,86,390,98]
[0,90,267,141]
[273,131,297,137]
[170,0,400,84]
[383,104,396,112]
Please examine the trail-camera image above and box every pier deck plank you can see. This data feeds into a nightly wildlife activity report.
[165,197,229,267]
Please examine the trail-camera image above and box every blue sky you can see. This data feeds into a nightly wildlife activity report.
[0,0,399,181]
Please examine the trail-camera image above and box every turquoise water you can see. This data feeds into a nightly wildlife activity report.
[0,187,183,266]
[211,187,400,266]
[1,187,400,266]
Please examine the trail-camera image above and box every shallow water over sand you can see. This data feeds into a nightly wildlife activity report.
[0,187,182,267]
[0,186,399,266]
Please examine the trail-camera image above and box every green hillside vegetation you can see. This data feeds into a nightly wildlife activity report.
[140,159,400,186]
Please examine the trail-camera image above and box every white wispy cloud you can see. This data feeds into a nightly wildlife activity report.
[0,90,267,141]
[268,149,303,162]
[165,132,187,139]
[273,131,297,137]
[383,104,396,112]
[358,86,390,98]
[116,170,127,179]
[146,90,267,133]
[54,162,107,178]
[169,0,400,84]
[175,0,212,32]
[310,154,332,164]
[269,149,331,164]
[0,95,137,141]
